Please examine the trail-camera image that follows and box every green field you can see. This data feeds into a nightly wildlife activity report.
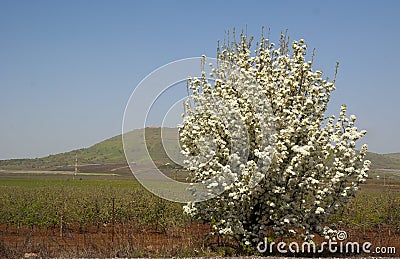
[0,178,399,257]
[0,179,186,230]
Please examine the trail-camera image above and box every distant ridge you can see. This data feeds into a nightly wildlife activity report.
[0,127,399,171]
[0,128,179,172]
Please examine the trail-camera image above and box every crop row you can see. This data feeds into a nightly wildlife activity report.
[1,180,400,233]
[0,180,189,232]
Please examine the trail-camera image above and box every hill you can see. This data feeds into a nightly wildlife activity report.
[0,133,125,170]
[0,127,399,171]
[365,152,400,170]
[0,128,178,172]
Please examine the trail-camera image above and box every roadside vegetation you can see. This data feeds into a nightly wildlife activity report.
[0,179,399,257]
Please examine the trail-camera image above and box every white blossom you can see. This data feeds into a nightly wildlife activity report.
[315,207,325,214]
[180,31,369,246]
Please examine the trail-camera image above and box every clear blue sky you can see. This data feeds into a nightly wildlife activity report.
[0,0,399,159]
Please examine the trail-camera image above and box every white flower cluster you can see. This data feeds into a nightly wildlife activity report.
[180,32,369,246]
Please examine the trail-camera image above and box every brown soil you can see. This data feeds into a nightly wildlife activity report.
[0,223,211,258]
[1,223,399,258]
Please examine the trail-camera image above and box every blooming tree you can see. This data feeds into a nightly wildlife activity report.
[179,31,370,246]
